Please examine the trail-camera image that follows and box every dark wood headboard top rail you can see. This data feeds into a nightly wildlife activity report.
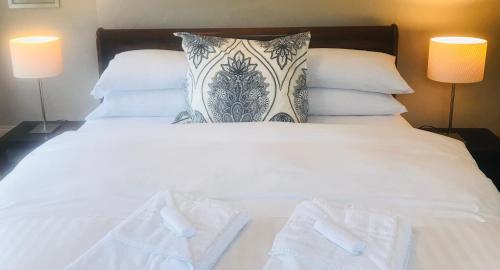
[97,24,398,75]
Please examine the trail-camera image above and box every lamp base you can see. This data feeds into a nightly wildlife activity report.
[30,122,61,134]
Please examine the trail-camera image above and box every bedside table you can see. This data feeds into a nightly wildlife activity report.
[421,128,500,189]
[0,121,85,179]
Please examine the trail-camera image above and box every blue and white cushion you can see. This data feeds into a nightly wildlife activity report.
[174,32,310,123]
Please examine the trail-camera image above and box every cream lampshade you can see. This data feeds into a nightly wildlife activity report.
[9,36,63,134]
[427,36,487,138]
[10,36,63,79]
[428,37,487,83]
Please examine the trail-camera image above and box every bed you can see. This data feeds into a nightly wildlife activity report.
[0,25,499,270]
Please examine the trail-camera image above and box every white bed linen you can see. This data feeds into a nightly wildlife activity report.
[0,122,498,270]
[77,115,412,133]
[308,115,412,127]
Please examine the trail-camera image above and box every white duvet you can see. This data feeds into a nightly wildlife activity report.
[0,122,499,270]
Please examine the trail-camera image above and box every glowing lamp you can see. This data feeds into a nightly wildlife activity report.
[10,36,63,133]
[427,36,487,138]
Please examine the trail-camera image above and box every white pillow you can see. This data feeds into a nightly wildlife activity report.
[86,89,188,120]
[307,48,413,94]
[308,88,407,116]
[91,50,188,98]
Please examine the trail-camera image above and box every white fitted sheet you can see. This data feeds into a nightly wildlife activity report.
[308,115,412,127]
[78,114,412,132]
[0,122,498,270]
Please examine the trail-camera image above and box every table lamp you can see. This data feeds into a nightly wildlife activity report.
[9,36,63,134]
[427,36,487,139]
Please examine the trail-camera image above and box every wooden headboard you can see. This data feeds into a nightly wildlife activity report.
[96,24,398,75]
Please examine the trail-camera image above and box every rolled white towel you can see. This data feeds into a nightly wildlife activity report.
[313,218,366,255]
[160,206,197,238]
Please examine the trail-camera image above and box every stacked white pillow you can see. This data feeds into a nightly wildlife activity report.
[307,48,413,94]
[91,50,188,98]
[308,88,407,116]
[87,50,189,120]
[87,47,412,120]
[306,48,411,117]
[86,89,187,120]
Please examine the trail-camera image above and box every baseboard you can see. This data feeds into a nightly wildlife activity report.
[0,126,14,137]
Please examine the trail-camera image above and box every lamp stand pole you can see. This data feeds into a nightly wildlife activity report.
[38,79,48,132]
[30,79,61,134]
[448,83,456,134]
[445,83,464,141]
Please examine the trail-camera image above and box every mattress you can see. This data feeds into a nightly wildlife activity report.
[0,120,498,270]
[78,114,413,132]
[308,115,412,127]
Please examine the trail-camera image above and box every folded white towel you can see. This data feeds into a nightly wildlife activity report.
[64,191,250,270]
[160,206,197,238]
[263,199,412,270]
[313,218,366,255]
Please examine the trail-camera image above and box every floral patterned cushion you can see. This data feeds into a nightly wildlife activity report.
[173,32,311,123]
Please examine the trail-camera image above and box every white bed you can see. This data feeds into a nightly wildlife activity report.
[0,116,499,270]
[79,115,413,131]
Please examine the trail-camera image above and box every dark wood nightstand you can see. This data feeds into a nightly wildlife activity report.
[421,128,500,189]
[0,121,85,179]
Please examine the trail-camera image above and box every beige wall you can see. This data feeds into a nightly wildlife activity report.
[0,0,499,134]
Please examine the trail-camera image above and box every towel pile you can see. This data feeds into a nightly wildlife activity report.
[64,193,412,270]
[263,199,413,270]
[64,191,249,270]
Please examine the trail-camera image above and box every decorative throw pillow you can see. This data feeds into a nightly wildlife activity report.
[174,32,311,123]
